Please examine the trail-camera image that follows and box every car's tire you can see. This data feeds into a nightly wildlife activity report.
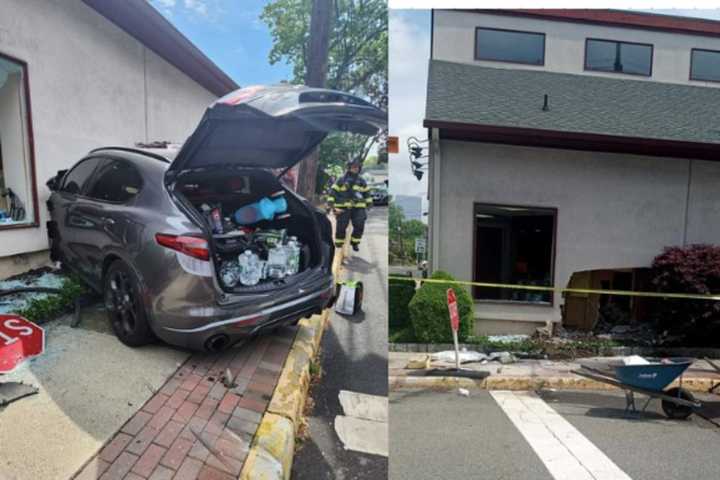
[104,260,155,347]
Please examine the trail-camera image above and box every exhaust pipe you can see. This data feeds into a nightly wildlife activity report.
[205,334,230,353]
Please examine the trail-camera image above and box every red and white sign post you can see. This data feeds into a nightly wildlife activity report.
[447,288,460,370]
[0,315,45,374]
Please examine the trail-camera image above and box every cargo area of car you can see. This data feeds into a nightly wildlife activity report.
[172,169,321,293]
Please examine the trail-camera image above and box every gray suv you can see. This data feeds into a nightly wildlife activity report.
[46,85,386,351]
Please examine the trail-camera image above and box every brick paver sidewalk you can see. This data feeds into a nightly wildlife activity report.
[74,327,296,480]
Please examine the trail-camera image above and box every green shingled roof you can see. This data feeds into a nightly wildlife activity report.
[425,59,720,145]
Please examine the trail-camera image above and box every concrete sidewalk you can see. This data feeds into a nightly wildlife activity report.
[390,351,720,392]
[0,314,189,480]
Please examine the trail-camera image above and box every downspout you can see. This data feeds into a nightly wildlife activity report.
[429,127,441,271]
[682,159,693,246]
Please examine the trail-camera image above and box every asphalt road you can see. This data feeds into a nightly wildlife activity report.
[292,207,389,480]
[390,388,720,480]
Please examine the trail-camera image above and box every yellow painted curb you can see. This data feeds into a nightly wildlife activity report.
[389,375,718,393]
[240,233,346,480]
[239,413,294,480]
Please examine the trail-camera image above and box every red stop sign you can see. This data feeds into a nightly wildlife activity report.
[447,288,459,332]
[0,315,45,373]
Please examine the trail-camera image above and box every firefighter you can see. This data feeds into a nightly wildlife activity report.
[327,158,371,251]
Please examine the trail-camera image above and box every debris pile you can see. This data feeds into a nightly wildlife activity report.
[429,349,518,365]
[0,268,65,315]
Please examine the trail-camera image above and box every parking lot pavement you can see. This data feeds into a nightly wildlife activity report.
[73,326,297,480]
[390,389,553,480]
[390,388,720,480]
[539,389,720,480]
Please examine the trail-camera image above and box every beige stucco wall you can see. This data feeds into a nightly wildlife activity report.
[432,139,720,332]
[433,10,720,88]
[0,0,217,258]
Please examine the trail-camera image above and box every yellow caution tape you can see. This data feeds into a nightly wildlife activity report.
[388,276,720,301]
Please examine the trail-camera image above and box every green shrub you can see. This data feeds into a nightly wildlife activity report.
[389,276,416,329]
[408,270,474,343]
[17,275,89,324]
[651,244,720,344]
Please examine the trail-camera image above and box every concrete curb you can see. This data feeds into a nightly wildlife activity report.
[240,241,346,480]
[389,375,718,393]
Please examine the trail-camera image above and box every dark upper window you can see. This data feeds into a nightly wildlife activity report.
[86,160,142,203]
[473,204,555,304]
[61,157,103,195]
[475,27,545,65]
[690,49,720,83]
[585,39,653,76]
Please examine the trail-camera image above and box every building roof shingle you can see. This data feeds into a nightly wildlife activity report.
[425,59,720,146]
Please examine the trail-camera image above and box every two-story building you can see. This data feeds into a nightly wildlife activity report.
[425,9,720,335]
[0,0,237,277]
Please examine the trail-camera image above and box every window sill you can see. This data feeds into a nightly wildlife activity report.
[0,221,39,231]
[473,299,553,307]
[583,67,651,78]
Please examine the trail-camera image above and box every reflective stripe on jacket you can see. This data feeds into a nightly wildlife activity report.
[327,173,371,209]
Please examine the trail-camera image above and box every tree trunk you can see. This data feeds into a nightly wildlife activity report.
[297,0,332,200]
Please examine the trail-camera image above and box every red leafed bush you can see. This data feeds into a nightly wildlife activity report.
[651,244,720,342]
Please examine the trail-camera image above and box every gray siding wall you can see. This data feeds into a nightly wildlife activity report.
[432,10,720,88]
[435,139,720,328]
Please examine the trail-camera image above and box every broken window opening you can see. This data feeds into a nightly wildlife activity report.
[472,203,555,304]
[0,53,35,227]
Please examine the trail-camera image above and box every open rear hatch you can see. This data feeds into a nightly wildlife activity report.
[164,85,386,293]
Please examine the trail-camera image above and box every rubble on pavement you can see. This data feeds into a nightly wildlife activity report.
[406,349,519,369]
[0,268,65,314]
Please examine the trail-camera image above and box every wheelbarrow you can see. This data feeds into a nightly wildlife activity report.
[572,357,701,420]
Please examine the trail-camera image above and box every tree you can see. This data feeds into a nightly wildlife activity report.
[261,0,388,198]
[298,0,332,198]
[306,0,331,88]
[389,200,427,266]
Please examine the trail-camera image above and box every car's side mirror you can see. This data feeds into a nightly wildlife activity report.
[46,170,67,192]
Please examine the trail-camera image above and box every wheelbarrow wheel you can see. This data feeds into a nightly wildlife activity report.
[661,387,695,420]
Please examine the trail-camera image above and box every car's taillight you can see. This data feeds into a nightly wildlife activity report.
[155,234,210,261]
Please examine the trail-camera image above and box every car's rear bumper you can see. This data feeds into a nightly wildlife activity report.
[152,276,335,351]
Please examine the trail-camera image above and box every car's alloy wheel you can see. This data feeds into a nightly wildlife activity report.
[104,261,155,347]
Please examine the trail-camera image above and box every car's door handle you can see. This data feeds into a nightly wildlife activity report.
[103,217,116,226]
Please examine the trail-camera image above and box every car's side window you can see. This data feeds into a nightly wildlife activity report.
[85,160,143,203]
[60,157,102,195]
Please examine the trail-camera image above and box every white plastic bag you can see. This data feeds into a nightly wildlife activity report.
[622,355,650,366]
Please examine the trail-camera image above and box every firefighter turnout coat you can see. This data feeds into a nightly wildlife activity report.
[327,173,371,210]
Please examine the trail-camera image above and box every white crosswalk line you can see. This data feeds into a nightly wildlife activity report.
[491,390,633,480]
[334,390,388,457]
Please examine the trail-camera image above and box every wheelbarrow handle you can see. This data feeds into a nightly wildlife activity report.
[572,368,702,409]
